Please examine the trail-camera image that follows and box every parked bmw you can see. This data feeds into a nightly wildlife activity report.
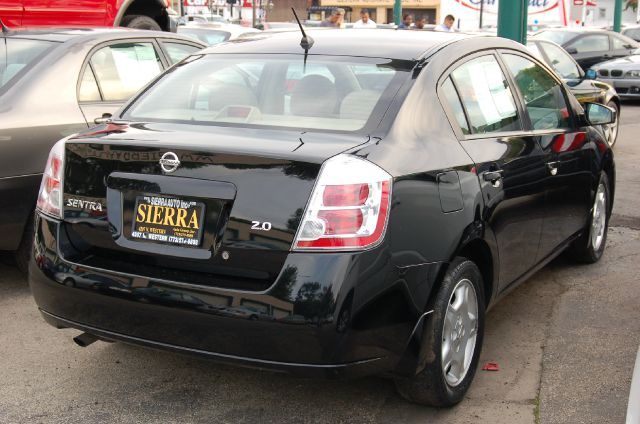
[527,38,620,145]
[0,27,205,273]
[29,30,615,406]
[532,28,638,69]
[592,49,640,99]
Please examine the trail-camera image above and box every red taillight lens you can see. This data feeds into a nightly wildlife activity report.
[36,140,65,219]
[293,155,392,251]
[322,184,369,206]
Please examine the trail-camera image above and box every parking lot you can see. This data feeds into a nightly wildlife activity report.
[1,103,639,424]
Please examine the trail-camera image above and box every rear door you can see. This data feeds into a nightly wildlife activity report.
[21,0,106,26]
[500,51,593,259]
[77,40,167,125]
[439,52,548,290]
[0,0,23,27]
[565,33,611,69]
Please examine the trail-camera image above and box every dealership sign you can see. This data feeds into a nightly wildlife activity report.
[453,0,560,14]
[443,0,569,28]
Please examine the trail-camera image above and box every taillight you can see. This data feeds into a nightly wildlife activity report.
[293,154,392,250]
[36,139,66,219]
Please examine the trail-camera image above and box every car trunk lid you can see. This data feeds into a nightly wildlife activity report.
[60,122,367,290]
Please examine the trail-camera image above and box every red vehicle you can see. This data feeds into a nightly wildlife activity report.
[0,0,175,31]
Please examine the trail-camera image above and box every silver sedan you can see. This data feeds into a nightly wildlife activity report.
[593,49,640,98]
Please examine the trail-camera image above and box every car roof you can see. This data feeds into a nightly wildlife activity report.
[2,27,206,45]
[200,28,475,61]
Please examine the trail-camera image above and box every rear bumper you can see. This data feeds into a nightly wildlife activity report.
[29,213,443,378]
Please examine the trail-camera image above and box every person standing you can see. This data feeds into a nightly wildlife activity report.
[353,9,377,28]
[320,8,345,28]
[397,14,413,29]
[435,14,456,32]
[414,16,427,30]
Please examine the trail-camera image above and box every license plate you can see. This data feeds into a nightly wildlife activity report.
[131,195,205,247]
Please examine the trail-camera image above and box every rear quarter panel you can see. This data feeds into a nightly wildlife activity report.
[351,39,503,308]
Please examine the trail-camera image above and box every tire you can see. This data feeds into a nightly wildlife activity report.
[14,213,34,276]
[394,257,485,407]
[605,101,620,147]
[120,15,162,31]
[567,172,610,264]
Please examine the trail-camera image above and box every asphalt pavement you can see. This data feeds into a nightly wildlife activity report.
[1,104,640,424]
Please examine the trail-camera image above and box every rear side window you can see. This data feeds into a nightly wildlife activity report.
[162,42,202,64]
[611,35,634,50]
[502,54,571,131]
[0,38,55,90]
[89,42,163,101]
[449,55,520,135]
[623,28,640,42]
[78,66,101,102]
[178,29,230,45]
[440,77,470,135]
[568,35,609,53]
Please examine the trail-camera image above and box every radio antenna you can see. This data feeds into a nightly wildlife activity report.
[291,8,313,71]
[292,8,314,51]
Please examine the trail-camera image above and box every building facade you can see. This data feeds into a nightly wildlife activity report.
[318,0,440,24]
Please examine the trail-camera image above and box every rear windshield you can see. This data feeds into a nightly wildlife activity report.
[177,28,230,45]
[0,38,56,91]
[123,54,410,133]
[533,30,579,45]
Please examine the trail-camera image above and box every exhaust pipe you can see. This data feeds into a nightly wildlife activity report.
[73,332,99,347]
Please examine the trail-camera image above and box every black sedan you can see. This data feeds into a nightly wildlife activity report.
[532,28,639,69]
[29,30,615,406]
[528,38,620,145]
[0,28,205,273]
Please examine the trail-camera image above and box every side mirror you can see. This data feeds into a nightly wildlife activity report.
[94,113,112,125]
[585,103,615,125]
[585,68,597,80]
[565,46,578,55]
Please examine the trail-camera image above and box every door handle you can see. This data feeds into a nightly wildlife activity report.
[547,161,560,176]
[482,170,504,187]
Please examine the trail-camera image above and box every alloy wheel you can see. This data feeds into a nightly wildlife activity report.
[441,278,479,387]
[605,102,619,146]
[590,182,607,251]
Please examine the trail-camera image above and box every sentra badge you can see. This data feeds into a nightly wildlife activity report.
[159,152,180,173]
[66,198,103,211]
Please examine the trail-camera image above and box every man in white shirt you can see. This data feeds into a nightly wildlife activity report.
[435,14,456,32]
[353,9,377,28]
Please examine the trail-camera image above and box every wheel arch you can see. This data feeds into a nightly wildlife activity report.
[455,238,495,308]
[114,0,169,30]
[602,151,616,213]
[421,221,498,312]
